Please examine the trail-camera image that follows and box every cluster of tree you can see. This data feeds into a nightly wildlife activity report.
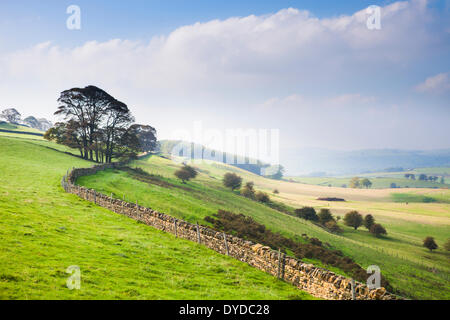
[45,86,157,163]
[404,173,416,180]
[349,177,372,189]
[174,165,198,183]
[294,207,341,233]
[0,108,52,131]
[343,211,387,237]
[222,173,272,204]
[295,207,387,237]
[414,173,443,182]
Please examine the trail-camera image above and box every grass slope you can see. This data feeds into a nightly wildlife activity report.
[0,135,314,300]
[78,156,450,300]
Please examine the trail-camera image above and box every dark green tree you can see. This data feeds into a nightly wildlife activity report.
[370,224,387,237]
[344,211,364,230]
[423,237,438,252]
[295,207,318,221]
[364,214,375,230]
[223,172,242,191]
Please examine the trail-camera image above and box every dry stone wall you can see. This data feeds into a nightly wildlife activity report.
[62,163,401,300]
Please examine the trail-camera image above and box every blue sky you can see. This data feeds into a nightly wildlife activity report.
[1,1,403,47]
[1,0,449,172]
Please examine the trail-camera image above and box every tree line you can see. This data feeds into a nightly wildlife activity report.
[44,86,156,163]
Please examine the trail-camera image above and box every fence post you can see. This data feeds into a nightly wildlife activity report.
[277,249,281,279]
[281,253,286,280]
[110,193,113,205]
[174,219,178,238]
[223,232,229,256]
[94,190,96,204]
[136,200,139,215]
[351,279,356,300]
[196,222,201,244]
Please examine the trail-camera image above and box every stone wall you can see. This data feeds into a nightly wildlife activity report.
[62,163,401,300]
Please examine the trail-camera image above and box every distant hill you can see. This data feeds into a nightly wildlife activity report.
[158,140,272,176]
[282,148,450,176]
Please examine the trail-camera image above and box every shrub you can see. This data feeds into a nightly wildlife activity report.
[423,237,438,252]
[444,239,450,251]
[255,191,270,203]
[318,208,334,225]
[370,224,387,237]
[174,165,197,183]
[343,211,363,230]
[273,189,279,194]
[223,172,242,191]
[309,238,322,247]
[241,182,255,199]
[294,207,318,222]
[325,220,342,233]
[364,214,375,230]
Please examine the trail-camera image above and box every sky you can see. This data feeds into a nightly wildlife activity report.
[1,0,449,170]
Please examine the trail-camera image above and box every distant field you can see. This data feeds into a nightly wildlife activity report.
[286,175,448,189]
[0,135,314,300]
[78,155,450,300]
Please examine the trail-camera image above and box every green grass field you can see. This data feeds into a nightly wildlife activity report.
[77,155,450,300]
[0,134,316,300]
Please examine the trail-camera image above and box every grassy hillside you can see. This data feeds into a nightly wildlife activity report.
[78,156,450,300]
[0,135,315,300]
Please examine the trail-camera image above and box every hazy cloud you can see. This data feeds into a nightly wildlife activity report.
[415,72,450,93]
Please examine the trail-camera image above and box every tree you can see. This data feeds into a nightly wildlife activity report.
[264,165,285,180]
[255,191,270,203]
[241,182,256,199]
[129,124,157,153]
[370,224,387,237]
[361,178,372,189]
[174,165,197,183]
[295,207,318,221]
[440,177,445,184]
[23,116,40,129]
[444,239,450,251]
[404,174,410,179]
[50,86,153,163]
[318,209,334,225]
[410,174,415,180]
[423,237,438,252]
[349,177,361,188]
[273,189,279,194]
[390,182,397,188]
[1,108,21,123]
[343,211,363,230]
[223,172,242,191]
[364,214,375,230]
[44,121,85,157]
[418,174,427,181]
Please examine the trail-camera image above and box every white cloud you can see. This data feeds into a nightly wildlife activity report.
[415,72,450,93]
[1,0,440,95]
[0,0,448,151]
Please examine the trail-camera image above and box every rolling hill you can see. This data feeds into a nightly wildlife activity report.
[77,154,450,300]
[0,133,314,300]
